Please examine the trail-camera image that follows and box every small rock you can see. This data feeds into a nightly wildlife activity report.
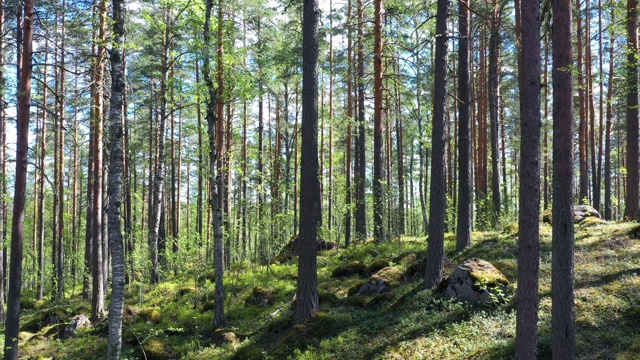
[273,235,338,264]
[357,267,404,294]
[62,314,91,339]
[437,258,509,305]
[245,286,275,307]
[213,329,240,348]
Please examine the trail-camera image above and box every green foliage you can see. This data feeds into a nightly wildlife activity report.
[13,222,640,359]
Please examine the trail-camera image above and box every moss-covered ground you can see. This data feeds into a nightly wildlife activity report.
[8,221,640,359]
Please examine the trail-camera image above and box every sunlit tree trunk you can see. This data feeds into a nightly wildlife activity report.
[4,0,34,356]
[106,0,126,355]
[425,0,448,289]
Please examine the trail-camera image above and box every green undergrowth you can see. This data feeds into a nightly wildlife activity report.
[10,222,640,359]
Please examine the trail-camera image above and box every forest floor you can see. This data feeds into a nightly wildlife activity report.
[5,220,640,359]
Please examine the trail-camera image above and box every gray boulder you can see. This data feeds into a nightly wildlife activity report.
[62,314,91,339]
[437,258,508,305]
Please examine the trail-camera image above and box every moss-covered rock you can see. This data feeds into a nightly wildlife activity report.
[234,345,264,360]
[356,267,404,295]
[319,291,339,305]
[138,308,162,324]
[142,338,170,360]
[347,281,367,297]
[213,329,240,348]
[365,258,391,274]
[18,331,35,342]
[201,300,216,312]
[178,286,197,296]
[331,261,366,278]
[438,258,509,305]
[245,286,275,307]
[345,296,368,307]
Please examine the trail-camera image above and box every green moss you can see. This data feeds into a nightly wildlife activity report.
[332,261,366,278]
[347,281,367,297]
[178,286,197,296]
[138,308,162,324]
[319,291,339,305]
[142,338,169,360]
[366,258,391,274]
[374,267,404,284]
[346,296,368,307]
[234,345,264,360]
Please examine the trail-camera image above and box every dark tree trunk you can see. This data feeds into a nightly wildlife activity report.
[456,0,472,251]
[626,0,639,220]
[106,0,126,356]
[515,0,542,356]
[488,1,501,222]
[424,0,448,289]
[4,0,33,356]
[552,0,576,356]
[295,0,321,323]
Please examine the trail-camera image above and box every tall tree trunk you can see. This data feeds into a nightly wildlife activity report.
[295,0,320,323]
[515,0,542,356]
[345,0,353,246]
[204,0,225,328]
[37,43,49,301]
[424,0,448,289]
[576,0,589,204]
[552,0,576,355]
[488,0,501,222]
[91,0,108,321]
[395,60,405,236]
[604,4,615,220]
[373,0,386,243]
[355,0,367,241]
[54,8,66,299]
[4,0,34,356]
[0,0,5,323]
[106,0,126,355]
[456,0,472,251]
[626,0,639,220]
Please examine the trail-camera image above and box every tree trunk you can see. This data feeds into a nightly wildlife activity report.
[373,0,386,243]
[488,1,501,222]
[576,0,589,204]
[552,0,576,355]
[106,0,126,356]
[204,0,225,328]
[456,0,472,251]
[4,0,34,356]
[515,0,542,356]
[424,0,448,289]
[604,4,615,220]
[0,0,5,323]
[354,0,367,241]
[345,0,353,247]
[91,0,108,322]
[295,0,321,323]
[626,0,639,220]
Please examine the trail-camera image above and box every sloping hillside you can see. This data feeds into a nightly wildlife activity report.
[10,221,640,359]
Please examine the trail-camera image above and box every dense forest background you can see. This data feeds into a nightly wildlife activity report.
[0,0,639,358]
